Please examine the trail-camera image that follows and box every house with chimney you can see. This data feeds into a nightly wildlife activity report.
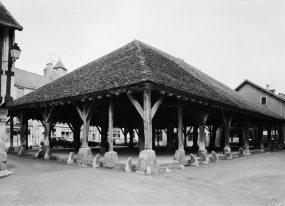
[4,59,102,147]
[235,79,285,145]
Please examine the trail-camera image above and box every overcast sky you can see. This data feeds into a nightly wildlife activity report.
[3,0,285,93]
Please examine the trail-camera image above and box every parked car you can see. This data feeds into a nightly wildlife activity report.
[88,141,100,147]
[50,137,74,148]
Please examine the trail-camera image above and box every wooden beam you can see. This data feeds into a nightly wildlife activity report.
[126,93,144,119]
[143,89,152,149]
[151,94,164,119]
[178,99,184,150]
[108,96,114,151]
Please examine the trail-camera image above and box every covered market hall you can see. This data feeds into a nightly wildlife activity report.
[9,40,285,172]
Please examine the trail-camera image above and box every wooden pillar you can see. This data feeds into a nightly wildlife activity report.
[267,123,272,148]
[108,96,114,151]
[74,101,98,148]
[100,114,108,153]
[152,127,156,148]
[192,125,198,149]
[19,110,27,152]
[257,123,264,152]
[9,116,13,149]
[25,118,29,149]
[237,121,244,148]
[243,117,251,155]
[68,120,82,151]
[274,126,277,144]
[156,130,160,147]
[279,123,284,145]
[177,100,184,150]
[209,124,218,149]
[128,127,134,148]
[167,124,174,152]
[138,124,145,151]
[221,110,233,154]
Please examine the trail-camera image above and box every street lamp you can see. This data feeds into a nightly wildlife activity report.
[9,43,21,62]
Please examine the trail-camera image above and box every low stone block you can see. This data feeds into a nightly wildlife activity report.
[197,149,208,157]
[0,162,7,170]
[67,152,74,164]
[77,148,93,165]
[225,153,233,160]
[125,157,132,173]
[104,151,118,168]
[18,147,26,156]
[189,154,199,167]
[44,150,50,160]
[137,149,158,173]
[179,165,185,170]
[35,149,42,158]
[211,151,218,163]
[223,147,231,155]
[200,152,209,164]
[93,154,100,168]
[239,148,246,157]
[245,150,251,156]
[173,149,187,165]
[0,152,7,162]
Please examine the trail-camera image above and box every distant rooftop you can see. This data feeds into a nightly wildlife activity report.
[54,59,67,71]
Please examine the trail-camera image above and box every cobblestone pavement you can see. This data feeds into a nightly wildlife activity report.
[1,151,285,206]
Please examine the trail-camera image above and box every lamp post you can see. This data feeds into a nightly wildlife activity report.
[9,43,21,62]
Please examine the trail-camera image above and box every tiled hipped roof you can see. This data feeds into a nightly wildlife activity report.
[0,2,23,30]
[13,40,284,120]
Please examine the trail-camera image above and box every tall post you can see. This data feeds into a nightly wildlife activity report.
[279,123,284,145]
[209,124,218,149]
[221,110,233,154]
[257,123,264,152]
[19,110,27,153]
[108,96,114,151]
[128,127,134,148]
[237,121,244,148]
[9,116,13,150]
[104,96,118,168]
[174,100,186,165]
[100,114,108,153]
[143,89,152,149]
[243,117,251,155]
[267,123,272,149]
[167,124,174,152]
[192,125,198,149]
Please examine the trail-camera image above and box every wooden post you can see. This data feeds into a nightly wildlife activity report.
[209,124,218,149]
[108,96,114,151]
[279,123,284,145]
[128,127,134,148]
[192,125,198,149]
[221,110,233,154]
[191,105,209,156]
[237,121,244,148]
[68,119,82,151]
[267,123,272,148]
[274,126,277,144]
[177,100,184,150]
[243,117,251,155]
[167,125,174,152]
[74,101,98,148]
[257,123,264,152]
[18,110,27,152]
[9,115,13,149]
[100,114,108,153]
[127,89,164,150]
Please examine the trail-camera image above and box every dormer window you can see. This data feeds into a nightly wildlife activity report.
[261,97,267,106]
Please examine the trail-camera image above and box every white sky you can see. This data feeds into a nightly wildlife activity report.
[3,0,285,93]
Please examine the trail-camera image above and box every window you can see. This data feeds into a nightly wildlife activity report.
[261,97,267,106]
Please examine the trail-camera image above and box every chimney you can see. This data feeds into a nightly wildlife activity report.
[44,63,53,78]
[269,89,275,94]
[266,84,269,90]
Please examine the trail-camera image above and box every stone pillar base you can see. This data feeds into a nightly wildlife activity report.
[174,149,186,165]
[245,150,251,156]
[197,149,208,157]
[137,149,158,174]
[104,151,118,168]
[223,147,231,154]
[78,148,93,165]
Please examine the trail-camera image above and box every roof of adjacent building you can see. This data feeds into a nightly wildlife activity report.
[14,68,52,90]
[13,40,284,120]
[235,79,285,102]
[0,2,23,31]
[53,59,67,71]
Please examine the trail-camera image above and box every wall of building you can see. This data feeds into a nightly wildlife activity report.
[237,83,283,117]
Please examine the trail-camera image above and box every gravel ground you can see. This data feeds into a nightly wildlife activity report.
[0,151,285,206]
